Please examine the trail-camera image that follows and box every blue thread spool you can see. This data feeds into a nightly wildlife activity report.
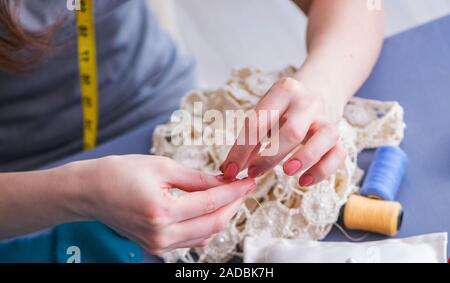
[361,146,408,201]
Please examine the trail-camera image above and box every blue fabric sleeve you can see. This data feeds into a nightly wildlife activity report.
[0,229,55,263]
[0,222,142,263]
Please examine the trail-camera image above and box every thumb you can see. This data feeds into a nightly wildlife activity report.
[164,160,227,192]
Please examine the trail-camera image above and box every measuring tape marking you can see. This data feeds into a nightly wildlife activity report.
[76,0,99,150]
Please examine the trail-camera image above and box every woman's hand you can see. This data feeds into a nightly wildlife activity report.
[220,0,384,186]
[79,155,255,254]
[220,78,346,187]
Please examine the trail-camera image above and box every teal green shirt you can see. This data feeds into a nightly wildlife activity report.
[0,222,144,263]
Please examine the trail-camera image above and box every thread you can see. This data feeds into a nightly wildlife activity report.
[333,223,369,242]
[339,195,403,236]
[361,146,408,201]
[252,197,273,225]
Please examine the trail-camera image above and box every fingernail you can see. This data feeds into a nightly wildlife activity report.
[224,163,239,180]
[248,166,263,178]
[283,159,302,175]
[299,174,314,187]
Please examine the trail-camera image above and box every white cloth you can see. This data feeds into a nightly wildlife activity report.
[244,233,448,263]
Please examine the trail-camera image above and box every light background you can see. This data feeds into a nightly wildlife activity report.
[149,0,450,87]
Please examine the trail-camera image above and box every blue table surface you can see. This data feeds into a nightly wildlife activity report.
[48,15,450,256]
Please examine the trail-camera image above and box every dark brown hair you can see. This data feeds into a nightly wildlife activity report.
[0,0,60,72]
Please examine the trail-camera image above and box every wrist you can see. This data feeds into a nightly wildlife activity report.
[54,160,99,221]
[293,65,348,122]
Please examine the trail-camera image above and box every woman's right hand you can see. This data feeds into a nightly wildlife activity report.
[77,155,255,255]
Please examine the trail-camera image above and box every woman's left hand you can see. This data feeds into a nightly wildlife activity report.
[220,77,347,187]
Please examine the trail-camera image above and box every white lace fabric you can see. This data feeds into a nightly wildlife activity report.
[150,67,406,263]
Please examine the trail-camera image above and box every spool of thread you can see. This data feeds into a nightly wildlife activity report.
[339,195,403,236]
[361,146,408,201]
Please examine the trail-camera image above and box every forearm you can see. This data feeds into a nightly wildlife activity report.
[294,0,385,112]
[0,162,93,240]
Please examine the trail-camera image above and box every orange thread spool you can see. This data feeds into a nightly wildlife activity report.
[340,195,403,236]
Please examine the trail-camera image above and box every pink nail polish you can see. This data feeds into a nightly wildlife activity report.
[224,163,239,180]
[248,166,263,178]
[283,159,302,175]
[299,174,314,187]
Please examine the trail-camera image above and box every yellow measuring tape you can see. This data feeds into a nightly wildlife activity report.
[76,0,99,150]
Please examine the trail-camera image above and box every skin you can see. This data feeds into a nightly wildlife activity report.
[221,0,385,187]
[0,0,384,253]
[0,155,256,254]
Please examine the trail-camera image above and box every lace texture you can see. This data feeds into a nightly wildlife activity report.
[150,67,406,263]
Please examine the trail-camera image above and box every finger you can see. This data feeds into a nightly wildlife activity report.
[220,111,279,180]
[247,108,315,178]
[196,236,215,247]
[282,121,339,176]
[140,229,214,255]
[163,159,227,192]
[163,235,215,254]
[170,197,244,242]
[299,143,346,187]
[220,80,295,179]
[241,142,262,170]
[172,178,256,222]
[151,237,214,255]
[180,236,214,249]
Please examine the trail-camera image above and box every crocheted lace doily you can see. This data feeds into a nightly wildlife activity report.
[150,67,405,263]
